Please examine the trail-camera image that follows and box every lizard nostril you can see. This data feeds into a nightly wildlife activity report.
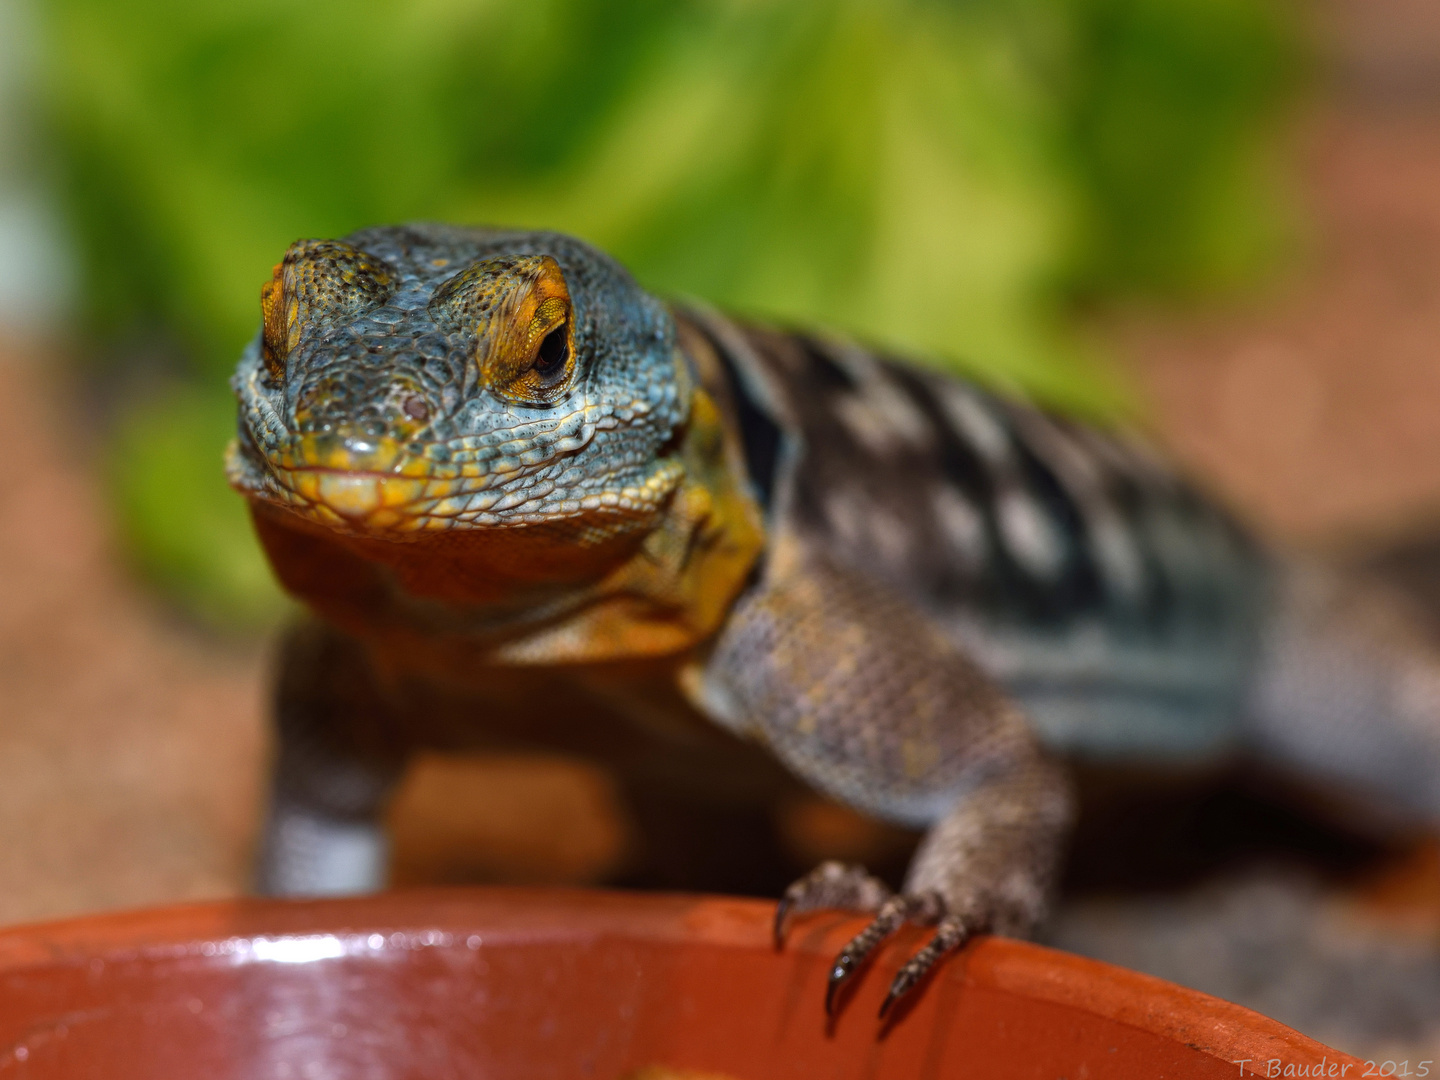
[402,395,430,422]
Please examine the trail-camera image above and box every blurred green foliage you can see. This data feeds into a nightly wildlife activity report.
[108,383,292,628]
[36,0,1298,628]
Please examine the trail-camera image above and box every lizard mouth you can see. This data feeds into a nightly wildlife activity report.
[274,467,437,525]
[228,384,683,535]
[233,430,481,533]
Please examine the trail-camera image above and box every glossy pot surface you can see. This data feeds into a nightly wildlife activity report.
[0,887,1354,1079]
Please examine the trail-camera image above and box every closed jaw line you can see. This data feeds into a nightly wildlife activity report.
[235,420,684,533]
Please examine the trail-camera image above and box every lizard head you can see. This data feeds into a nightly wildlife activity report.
[227,225,688,539]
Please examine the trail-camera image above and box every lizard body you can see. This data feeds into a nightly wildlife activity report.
[229,225,1440,1014]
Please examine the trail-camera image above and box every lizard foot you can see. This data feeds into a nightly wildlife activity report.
[775,862,962,1016]
[822,889,953,1015]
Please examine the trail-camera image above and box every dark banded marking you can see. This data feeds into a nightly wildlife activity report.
[1008,427,1106,614]
[991,403,1175,632]
[795,334,861,394]
[699,321,785,512]
[884,363,1107,623]
[694,310,1264,656]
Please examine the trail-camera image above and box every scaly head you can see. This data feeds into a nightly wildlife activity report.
[227,225,689,540]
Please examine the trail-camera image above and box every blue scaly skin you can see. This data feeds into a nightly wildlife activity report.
[229,224,1440,1016]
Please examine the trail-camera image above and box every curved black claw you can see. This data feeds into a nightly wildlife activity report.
[824,952,858,1014]
[823,895,913,1016]
[878,915,974,1018]
[772,896,793,949]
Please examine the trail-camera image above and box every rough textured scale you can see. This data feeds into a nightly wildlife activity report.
[228,224,1440,1016]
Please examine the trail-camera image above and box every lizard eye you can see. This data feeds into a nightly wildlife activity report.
[509,293,573,401]
[534,322,569,381]
[258,239,396,385]
[429,253,576,406]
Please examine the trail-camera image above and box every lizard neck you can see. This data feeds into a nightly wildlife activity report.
[484,382,766,664]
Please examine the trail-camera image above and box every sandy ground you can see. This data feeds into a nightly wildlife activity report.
[1128,0,1440,544]
[1129,101,1440,543]
[4,0,1440,1056]
[0,353,264,924]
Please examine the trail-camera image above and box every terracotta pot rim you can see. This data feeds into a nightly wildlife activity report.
[0,885,1354,1074]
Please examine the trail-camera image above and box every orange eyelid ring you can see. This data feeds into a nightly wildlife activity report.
[259,264,287,382]
[481,255,577,406]
[528,295,570,344]
[257,239,397,385]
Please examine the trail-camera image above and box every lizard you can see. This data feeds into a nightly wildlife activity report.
[227,224,1440,1017]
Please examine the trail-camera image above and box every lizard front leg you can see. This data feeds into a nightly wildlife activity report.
[699,536,1073,1016]
[255,619,410,896]
[883,755,1069,1011]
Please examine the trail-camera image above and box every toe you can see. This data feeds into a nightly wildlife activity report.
[879,915,975,1018]
[774,861,893,945]
[824,894,914,1015]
